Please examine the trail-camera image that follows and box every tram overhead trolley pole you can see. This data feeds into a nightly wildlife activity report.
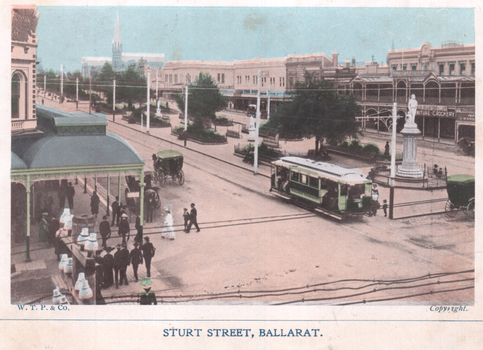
[389,100,397,219]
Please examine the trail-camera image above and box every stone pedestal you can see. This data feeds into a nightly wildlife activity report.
[396,123,423,178]
[247,115,256,142]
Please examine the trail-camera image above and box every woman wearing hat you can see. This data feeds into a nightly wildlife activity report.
[161,205,175,240]
[102,247,115,288]
[370,184,380,217]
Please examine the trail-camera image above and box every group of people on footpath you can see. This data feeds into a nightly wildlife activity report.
[96,235,156,289]
[369,183,388,217]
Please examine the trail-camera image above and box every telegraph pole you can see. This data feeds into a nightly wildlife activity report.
[267,84,271,120]
[60,64,63,103]
[184,84,188,147]
[389,100,397,219]
[89,71,92,114]
[76,77,78,110]
[113,79,116,122]
[147,67,151,132]
[254,69,261,174]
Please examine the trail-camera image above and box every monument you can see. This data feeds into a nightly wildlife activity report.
[396,94,424,178]
[247,114,256,142]
[155,99,162,117]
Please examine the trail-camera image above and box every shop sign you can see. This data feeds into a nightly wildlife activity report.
[457,113,475,121]
[416,105,455,118]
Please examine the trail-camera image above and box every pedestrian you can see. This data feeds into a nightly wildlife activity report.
[145,189,156,223]
[39,212,49,242]
[67,182,75,210]
[94,249,104,295]
[102,247,115,288]
[382,199,388,217]
[99,215,111,249]
[119,243,130,286]
[384,141,390,156]
[118,213,130,245]
[111,196,120,227]
[113,244,122,288]
[139,277,157,305]
[55,227,68,261]
[183,208,190,233]
[187,203,200,233]
[130,242,144,282]
[58,180,68,209]
[141,236,156,278]
[90,191,100,218]
[135,214,143,243]
[120,205,128,219]
[370,184,380,217]
[49,215,60,246]
[161,205,175,240]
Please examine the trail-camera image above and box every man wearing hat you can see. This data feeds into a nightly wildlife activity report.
[99,216,111,249]
[67,182,75,210]
[130,242,144,282]
[114,244,130,288]
[118,213,130,245]
[111,196,120,227]
[186,203,200,233]
[141,236,156,278]
[38,211,49,243]
[139,277,157,305]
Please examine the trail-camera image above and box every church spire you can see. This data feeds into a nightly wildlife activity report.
[113,11,121,47]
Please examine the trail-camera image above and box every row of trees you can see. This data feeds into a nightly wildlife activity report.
[38,63,360,146]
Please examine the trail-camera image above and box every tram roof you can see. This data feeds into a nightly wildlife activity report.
[274,156,369,183]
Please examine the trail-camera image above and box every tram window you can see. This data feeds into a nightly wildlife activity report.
[320,178,328,189]
[309,177,318,188]
[291,171,299,181]
[349,184,365,198]
[300,174,308,184]
[339,183,348,196]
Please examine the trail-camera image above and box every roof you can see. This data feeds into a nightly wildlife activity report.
[11,152,28,169]
[20,132,143,169]
[274,157,369,183]
[156,150,183,159]
[446,174,475,184]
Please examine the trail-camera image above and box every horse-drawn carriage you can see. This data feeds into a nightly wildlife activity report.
[152,150,185,187]
[444,174,475,219]
[124,171,161,213]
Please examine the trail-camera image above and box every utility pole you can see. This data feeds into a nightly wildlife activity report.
[184,84,188,147]
[267,84,271,120]
[89,71,92,114]
[44,74,46,97]
[254,69,261,174]
[147,67,151,132]
[113,79,116,122]
[389,100,397,219]
[60,64,63,103]
[76,77,78,110]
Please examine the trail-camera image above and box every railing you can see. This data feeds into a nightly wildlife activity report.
[11,121,24,130]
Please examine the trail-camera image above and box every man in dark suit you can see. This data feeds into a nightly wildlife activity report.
[99,216,111,249]
[114,243,130,288]
[111,196,120,226]
[67,182,75,210]
[130,242,143,282]
[187,203,200,233]
[140,236,155,278]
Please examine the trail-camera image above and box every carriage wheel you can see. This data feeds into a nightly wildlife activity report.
[154,191,161,209]
[444,200,458,218]
[159,172,166,188]
[178,170,185,185]
[465,199,475,220]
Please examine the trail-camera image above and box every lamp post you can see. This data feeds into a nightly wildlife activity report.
[60,64,63,103]
[184,83,189,147]
[267,84,271,120]
[76,77,78,110]
[113,79,116,122]
[88,71,92,115]
[254,69,261,174]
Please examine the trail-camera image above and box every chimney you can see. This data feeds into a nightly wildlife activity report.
[345,59,350,68]
[352,56,356,66]
[332,51,338,67]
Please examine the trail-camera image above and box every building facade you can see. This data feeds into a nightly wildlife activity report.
[11,6,39,133]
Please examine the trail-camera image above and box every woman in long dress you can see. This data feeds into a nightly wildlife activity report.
[161,206,175,240]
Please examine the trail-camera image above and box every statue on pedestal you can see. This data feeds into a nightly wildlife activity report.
[155,98,162,116]
[407,94,418,125]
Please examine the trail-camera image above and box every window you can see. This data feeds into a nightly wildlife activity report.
[11,72,20,119]
[280,77,282,87]
[165,74,168,83]
[460,62,466,74]
[169,74,172,83]
[222,73,225,84]
[411,64,417,71]
[300,174,308,185]
[217,73,220,82]
[174,74,178,84]
[449,62,455,75]
[291,171,299,182]
[309,177,318,188]
[471,62,475,74]
[402,64,407,71]
[439,63,444,75]
[392,65,397,73]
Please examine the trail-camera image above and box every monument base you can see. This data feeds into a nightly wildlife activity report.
[396,123,424,178]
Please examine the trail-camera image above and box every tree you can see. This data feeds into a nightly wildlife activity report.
[265,76,360,153]
[174,72,227,128]
[117,64,146,109]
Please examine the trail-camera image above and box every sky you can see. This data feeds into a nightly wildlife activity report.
[36,7,475,73]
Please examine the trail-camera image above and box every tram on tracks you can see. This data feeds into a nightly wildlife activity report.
[270,156,373,220]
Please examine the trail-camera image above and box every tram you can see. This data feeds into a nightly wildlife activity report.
[270,156,373,220]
